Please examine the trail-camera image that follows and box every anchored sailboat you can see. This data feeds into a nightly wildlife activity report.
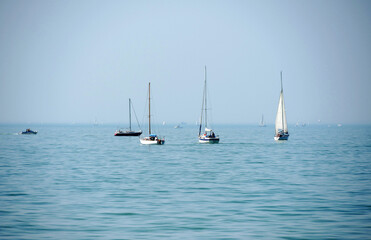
[198,66,219,143]
[274,71,289,141]
[140,82,165,145]
[114,98,142,136]
[259,114,266,127]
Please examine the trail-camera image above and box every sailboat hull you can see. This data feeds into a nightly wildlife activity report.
[199,137,220,143]
[114,131,142,136]
[274,134,289,141]
[140,138,165,145]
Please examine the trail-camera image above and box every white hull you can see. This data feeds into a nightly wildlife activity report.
[140,137,165,145]
[199,137,220,144]
[140,139,159,145]
[141,82,165,145]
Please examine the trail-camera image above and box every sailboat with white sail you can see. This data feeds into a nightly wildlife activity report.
[198,66,219,143]
[114,98,142,136]
[140,82,165,145]
[274,71,289,141]
[259,114,266,127]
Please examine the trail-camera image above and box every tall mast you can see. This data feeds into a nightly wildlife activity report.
[129,98,132,131]
[199,68,204,136]
[148,82,151,135]
[204,66,207,128]
[281,71,284,131]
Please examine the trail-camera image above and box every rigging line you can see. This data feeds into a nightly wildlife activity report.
[199,67,206,136]
[130,100,142,130]
[205,66,207,129]
[281,71,284,132]
[141,86,149,131]
[149,95,162,135]
[129,98,131,131]
[148,82,151,135]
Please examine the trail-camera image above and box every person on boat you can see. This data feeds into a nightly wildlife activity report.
[276,129,283,137]
[211,131,215,138]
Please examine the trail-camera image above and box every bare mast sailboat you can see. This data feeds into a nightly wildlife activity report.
[114,98,142,136]
[140,82,165,145]
[274,71,289,140]
[198,66,219,143]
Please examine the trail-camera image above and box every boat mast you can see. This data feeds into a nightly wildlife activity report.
[129,98,132,131]
[199,66,206,136]
[204,66,207,129]
[148,82,151,135]
[281,71,284,132]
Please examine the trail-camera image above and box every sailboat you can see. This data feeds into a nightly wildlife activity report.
[259,114,266,127]
[114,98,142,136]
[198,66,219,143]
[140,82,165,145]
[274,71,289,141]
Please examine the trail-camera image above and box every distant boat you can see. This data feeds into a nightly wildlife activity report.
[115,98,142,136]
[198,66,219,143]
[93,117,99,126]
[274,71,289,141]
[20,128,37,135]
[259,114,266,127]
[174,124,182,129]
[140,82,165,145]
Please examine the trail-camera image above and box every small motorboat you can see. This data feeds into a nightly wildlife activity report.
[20,129,37,135]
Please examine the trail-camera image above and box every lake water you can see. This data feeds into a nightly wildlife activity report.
[0,124,370,239]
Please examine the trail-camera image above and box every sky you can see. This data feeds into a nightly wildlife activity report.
[0,0,371,125]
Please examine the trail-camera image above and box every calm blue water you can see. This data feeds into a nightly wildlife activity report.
[0,124,370,239]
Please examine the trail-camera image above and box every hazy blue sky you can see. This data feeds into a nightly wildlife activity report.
[1,0,371,125]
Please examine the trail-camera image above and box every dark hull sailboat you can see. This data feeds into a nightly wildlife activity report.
[114,130,142,136]
[114,98,142,137]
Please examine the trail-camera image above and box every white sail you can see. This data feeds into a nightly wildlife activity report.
[259,114,265,126]
[275,91,284,134]
[198,66,219,143]
[274,72,289,140]
[282,93,288,132]
[275,89,288,134]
